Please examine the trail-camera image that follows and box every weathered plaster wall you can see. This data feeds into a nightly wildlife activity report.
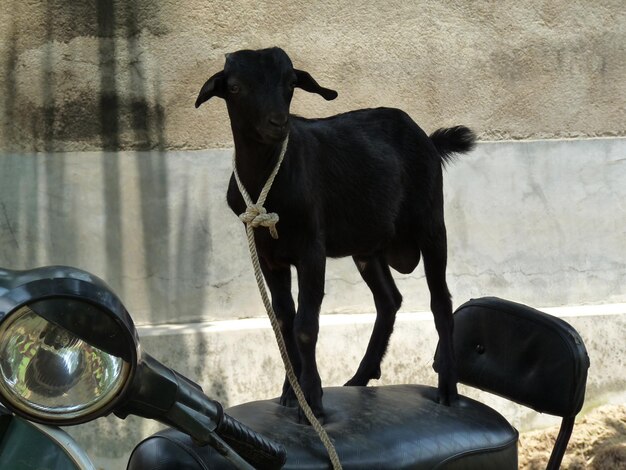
[1,0,625,153]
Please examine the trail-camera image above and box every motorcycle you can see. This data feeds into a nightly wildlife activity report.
[0,265,589,469]
[0,266,285,470]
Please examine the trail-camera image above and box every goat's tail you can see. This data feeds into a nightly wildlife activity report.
[429,126,477,166]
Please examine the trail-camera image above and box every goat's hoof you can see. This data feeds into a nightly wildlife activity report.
[344,376,367,386]
[437,383,459,406]
[279,391,298,408]
[279,393,298,408]
[295,385,324,425]
[344,365,381,386]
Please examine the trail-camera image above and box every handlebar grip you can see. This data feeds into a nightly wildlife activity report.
[217,412,287,469]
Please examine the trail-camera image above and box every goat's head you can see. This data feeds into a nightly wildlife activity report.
[195,47,338,144]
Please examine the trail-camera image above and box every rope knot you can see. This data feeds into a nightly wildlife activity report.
[239,203,279,239]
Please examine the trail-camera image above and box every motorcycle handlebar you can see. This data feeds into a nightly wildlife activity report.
[172,367,287,467]
[217,411,287,469]
[117,354,287,469]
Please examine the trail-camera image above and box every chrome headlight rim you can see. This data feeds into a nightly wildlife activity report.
[0,269,139,362]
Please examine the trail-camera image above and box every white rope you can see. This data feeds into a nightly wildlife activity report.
[233,135,342,470]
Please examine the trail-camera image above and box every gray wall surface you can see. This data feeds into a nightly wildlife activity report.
[1,138,625,325]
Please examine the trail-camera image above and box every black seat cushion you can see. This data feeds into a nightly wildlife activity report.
[128,384,518,469]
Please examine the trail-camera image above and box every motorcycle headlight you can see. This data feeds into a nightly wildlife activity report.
[0,304,131,422]
[0,266,139,425]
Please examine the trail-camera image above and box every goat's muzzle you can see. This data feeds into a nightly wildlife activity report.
[258,125,289,144]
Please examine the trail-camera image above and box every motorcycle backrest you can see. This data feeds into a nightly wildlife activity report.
[438,297,590,418]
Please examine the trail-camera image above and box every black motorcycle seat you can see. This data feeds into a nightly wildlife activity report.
[128,384,518,469]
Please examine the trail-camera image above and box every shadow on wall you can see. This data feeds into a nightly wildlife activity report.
[1,0,214,372]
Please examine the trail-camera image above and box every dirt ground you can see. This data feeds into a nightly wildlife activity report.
[519,404,626,469]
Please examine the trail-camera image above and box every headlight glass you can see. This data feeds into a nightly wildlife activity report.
[0,305,130,422]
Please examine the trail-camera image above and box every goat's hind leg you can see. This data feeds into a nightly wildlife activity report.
[421,227,459,405]
[259,260,300,407]
[345,255,402,386]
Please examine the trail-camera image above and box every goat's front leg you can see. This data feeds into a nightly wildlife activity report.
[259,259,300,407]
[294,248,326,423]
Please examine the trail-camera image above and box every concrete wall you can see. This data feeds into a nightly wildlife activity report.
[1,138,625,325]
[1,1,626,469]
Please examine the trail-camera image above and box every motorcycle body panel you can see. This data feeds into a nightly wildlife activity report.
[0,407,95,470]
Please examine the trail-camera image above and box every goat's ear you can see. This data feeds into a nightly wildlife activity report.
[195,71,226,108]
[294,69,338,101]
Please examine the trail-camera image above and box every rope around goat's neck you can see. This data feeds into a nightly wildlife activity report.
[232,136,343,470]
[233,137,288,239]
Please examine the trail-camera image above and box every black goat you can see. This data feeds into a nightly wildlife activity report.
[196,47,475,421]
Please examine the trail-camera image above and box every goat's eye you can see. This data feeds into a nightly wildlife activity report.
[229,84,240,94]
